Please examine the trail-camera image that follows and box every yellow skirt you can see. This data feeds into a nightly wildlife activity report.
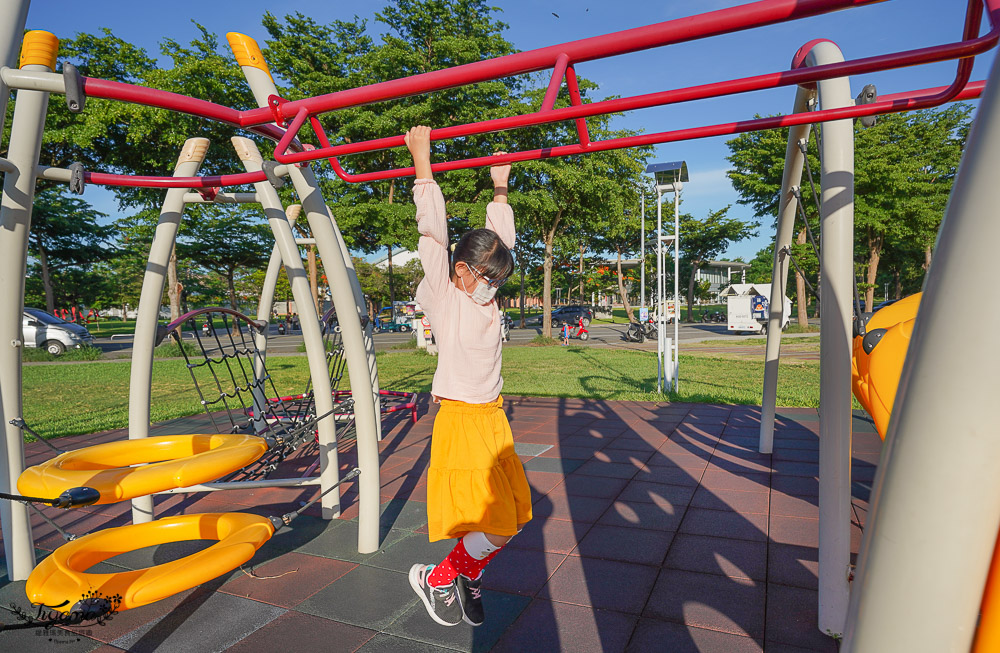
[426,396,533,542]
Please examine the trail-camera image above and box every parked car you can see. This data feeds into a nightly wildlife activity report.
[551,305,593,327]
[22,308,96,355]
[873,299,900,312]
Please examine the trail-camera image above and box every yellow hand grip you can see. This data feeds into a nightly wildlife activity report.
[20,30,58,71]
[226,32,273,81]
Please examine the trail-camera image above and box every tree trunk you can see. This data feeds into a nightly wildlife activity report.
[308,244,319,313]
[542,213,561,338]
[794,228,809,326]
[616,247,635,322]
[578,243,585,302]
[519,264,526,328]
[36,239,55,313]
[893,269,901,300]
[686,259,701,322]
[227,269,238,311]
[167,245,181,322]
[922,244,933,272]
[865,233,883,311]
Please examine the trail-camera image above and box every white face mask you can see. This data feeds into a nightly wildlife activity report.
[460,272,497,305]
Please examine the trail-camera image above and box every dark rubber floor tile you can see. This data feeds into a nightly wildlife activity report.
[507,516,592,555]
[531,492,614,523]
[626,618,763,653]
[689,487,770,514]
[771,475,820,497]
[110,591,285,653]
[773,461,821,477]
[522,456,585,475]
[538,556,658,614]
[560,475,629,499]
[539,445,597,460]
[482,550,567,596]
[0,625,102,652]
[598,498,685,532]
[644,568,766,638]
[678,508,768,542]
[387,589,530,652]
[571,524,674,566]
[765,584,839,652]
[360,531,455,574]
[296,565,416,631]
[770,492,819,518]
[767,543,820,590]
[591,447,655,465]
[220,552,356,607]
[617,480,695,509]
[664,534,767,581]
[493,598,637,653]
[356,633,457,653]
[574,460,641,480]
[226,611,374,653]
[699,470,770,494]
[768,515,819,548]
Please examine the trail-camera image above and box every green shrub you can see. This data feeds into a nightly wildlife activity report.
[153,341,196,358]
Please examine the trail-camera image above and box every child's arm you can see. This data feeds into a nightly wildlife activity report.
[485,152,515,249]
[405,126,450,303]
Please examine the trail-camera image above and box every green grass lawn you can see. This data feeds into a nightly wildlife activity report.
[23,346,821,439]
[84,316,254,338]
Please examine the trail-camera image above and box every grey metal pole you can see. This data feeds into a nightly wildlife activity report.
[232,137,341,519]
[0,33,54,580]
[128,138,209,525]
[843,52,1000,653]
[288,165,381,553]
[229,41,381,551]
[0,47,56,582]
[640,193,645,309]
[656,187,663,393]
[0,0,31,142]
[760,87,814,454]
[807,40,855,637]
[253,204,302,431]
[673,184,681,394]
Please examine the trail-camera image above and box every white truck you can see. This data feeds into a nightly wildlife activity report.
[721,283,791,335]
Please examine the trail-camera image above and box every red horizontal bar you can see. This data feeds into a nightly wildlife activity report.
[256,0,884,126]
[324,78,986,183]
[271,1,998,168]
[85,169,269,189]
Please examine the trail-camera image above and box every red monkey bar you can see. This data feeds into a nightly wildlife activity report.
[65,0,1000,188]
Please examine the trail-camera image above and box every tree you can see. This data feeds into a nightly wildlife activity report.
[679,207,758,321]
[726,121,820,327]
[177,208,272,311]
[26,187,113,312]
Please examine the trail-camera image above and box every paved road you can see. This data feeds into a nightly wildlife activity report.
[92,321,816,359]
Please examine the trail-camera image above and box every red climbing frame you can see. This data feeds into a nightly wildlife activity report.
[74,0,999,188]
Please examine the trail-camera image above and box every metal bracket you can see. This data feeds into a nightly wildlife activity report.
[861,326,886,354]
[262,161,285,189]
[68,162,85,195]
[62,62,86,113]
[855,83,878,128]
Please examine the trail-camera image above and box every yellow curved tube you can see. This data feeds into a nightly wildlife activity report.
[20,30,58,70]
[18,434,267,504]
[26,513,274,612]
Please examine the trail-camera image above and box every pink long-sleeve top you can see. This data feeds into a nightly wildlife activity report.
[413,179,514,404]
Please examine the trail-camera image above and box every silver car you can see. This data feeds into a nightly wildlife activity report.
[22,308,96,355]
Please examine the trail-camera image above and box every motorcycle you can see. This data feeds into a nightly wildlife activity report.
[624,316,656,343]
[567,322,589,341]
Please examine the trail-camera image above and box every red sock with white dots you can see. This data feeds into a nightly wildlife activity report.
[427,532,502,587]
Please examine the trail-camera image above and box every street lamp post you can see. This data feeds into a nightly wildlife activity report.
[646,161,688,395]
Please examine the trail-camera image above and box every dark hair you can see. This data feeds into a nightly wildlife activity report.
[451,228,514,281]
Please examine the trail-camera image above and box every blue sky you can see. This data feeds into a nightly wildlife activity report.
[23,0,995,260]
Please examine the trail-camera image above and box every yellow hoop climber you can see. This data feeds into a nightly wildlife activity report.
[25,512,274,612]
[17,434,267,504]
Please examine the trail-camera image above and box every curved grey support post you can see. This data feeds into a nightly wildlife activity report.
[128,138,209,525]
[843,55,1000,653]
[233,56,380,553]
[253,204,301,432]
[759,87,814,454]
[288,166,381,553]
[807,40,855,637]
[325,210,382,440]
[232,137,341,518]
[0,56,49,581]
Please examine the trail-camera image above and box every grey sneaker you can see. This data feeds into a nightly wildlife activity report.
[409,564,463,627]
[456,574,484,626]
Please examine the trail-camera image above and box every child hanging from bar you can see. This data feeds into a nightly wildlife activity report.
[404,126,531,628]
